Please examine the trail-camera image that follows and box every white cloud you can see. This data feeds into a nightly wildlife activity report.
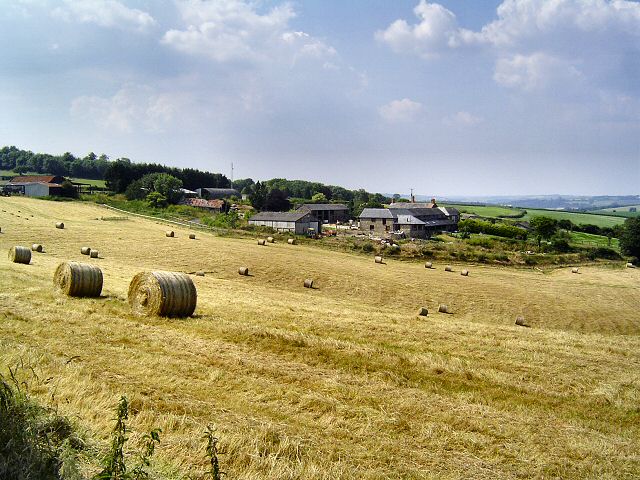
[443,111,483,127]
[379,98,423,123]
[70,85,188,133]
[162,0,335,64]
[375,1,464,58]
[494,52,582,91]
[52,0,156,32]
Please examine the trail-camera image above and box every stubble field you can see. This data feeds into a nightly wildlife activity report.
[1,197,639,479]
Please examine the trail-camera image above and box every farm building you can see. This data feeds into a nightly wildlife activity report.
[249,211,319,234]
[196,188,240,200]
[5,175,69,197]
[297,203,350,224]
[359,200,459,238]
[180,198,226,213]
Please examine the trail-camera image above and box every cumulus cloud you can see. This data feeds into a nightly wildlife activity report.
[162,0,336,64]
[52,0,156,32]
[493,52,583,91]
[379,98,423,123]
[378,0,640,93]
[70,85,188,133]
[443,111,483,127]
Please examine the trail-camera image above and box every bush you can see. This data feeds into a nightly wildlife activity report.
[586,247,622,260]
[361,243,374,253]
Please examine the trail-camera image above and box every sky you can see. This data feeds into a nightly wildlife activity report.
[0,0,638,196]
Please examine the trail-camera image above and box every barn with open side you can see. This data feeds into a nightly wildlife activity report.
[248,211,319,234]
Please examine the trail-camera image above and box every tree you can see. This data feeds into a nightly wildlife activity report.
[264,188,291,211]
[620,217,640,261]
[151,173,183,204]
[529,216,558,247]
[60,180,78,199]
[248,182,268,210]
[311,192,327,203]
[146,191,167,208]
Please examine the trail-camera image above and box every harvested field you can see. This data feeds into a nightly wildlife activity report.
[1,197,639,479]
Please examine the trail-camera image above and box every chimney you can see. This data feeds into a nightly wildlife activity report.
[431,198,436,204]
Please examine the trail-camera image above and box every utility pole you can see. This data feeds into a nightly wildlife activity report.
[410,188,414,203]
[231,162,234,185]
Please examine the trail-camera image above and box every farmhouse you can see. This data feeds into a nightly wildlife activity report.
[5,175,68,197]
[359,199,459,239]
[196,187,240,199]
[249,211,320,234]
[297,203,350,224]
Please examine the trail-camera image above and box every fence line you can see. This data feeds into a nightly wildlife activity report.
[98,204,219,233]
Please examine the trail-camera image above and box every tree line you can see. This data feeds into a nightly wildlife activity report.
[1,146,110,179]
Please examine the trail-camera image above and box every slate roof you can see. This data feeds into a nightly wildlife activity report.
[359,208,395,219]
[388,202,436,209]
[250,211,311,222]
[298,203,349,211]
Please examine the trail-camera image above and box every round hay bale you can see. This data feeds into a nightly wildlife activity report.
[31,244,43,253]
[303,279,314,288]
[627,262,636,268]
[53,261,103,297]
[195,271,205,277]
[418,307,428,316]
[515,315,530,327]
[0,227,2,233]
[90,250,99,258]
[166,231,175,238]
[8,246,31,264]
[425,261,433,269]
[238,266,249,276]
[438,304,449,314]
[287,238,296,245]
[257,239,266,246]
[374,255,383,264]
[55,222,64,229]
[461,269,469,276]
[571,267,579,274]
[267,236,275,243]
[128,271,197,317]
[189,233,196,240]
[81,246,91,255]
[444,265,453,272]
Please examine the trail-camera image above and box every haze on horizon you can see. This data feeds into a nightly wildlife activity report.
[0,0,638,197]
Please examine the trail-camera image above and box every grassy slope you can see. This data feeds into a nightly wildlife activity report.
[1,197,639,479]
[589,205,640,218]
[521,208,625,228]
[570,231,620,249]
[443,204,525,218]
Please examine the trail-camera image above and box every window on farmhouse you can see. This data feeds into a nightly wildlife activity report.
[382,219,386,225]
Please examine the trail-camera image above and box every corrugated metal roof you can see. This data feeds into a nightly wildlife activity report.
[9,175,64,184]
[298,203,349,211]
[250,211,311,222]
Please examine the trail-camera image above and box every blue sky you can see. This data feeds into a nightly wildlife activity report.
[0,0,638,196]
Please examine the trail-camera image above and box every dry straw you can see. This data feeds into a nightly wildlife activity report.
[287,238,296,245]
[81,247,91,255]
[445,266,453,272]
[515,315,530,327]
[8,246,31,264]
[238,266,249,276]
[257,239,266,246]
[267,236,275,243]
[461,269,469,276]
[438,304,449,314]
[55,222,64,229]
[31,244,43,253]
[425,262,433,269]
[572,267,579,274]
[166,231,175,237]
[90,250,99,258]
[189,233,196,240]
[418,307,429,316]
[304,279,314,288]
[375,256,383,264]
[53,261,103,297]
[128,271,197,317]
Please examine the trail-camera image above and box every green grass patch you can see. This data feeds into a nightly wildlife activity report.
[444,204,526,218]
[522,208,625,228]
[569,231,620,250]
[588,205,640,218]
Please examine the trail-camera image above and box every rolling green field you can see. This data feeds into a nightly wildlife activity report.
[521,208,626,228]
[589,205,640,218]
[444,204,526,218]
[569,231,620,250]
